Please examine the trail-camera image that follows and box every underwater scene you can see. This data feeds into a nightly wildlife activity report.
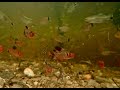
[0,2,120,88]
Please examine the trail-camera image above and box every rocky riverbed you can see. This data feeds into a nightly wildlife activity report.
[0,58,120,88]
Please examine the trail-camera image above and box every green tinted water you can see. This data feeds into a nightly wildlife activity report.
[0,2,120,67]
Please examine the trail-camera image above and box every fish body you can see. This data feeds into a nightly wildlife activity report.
[0,10,13,24]
[80,60,92,65]
[48,49,75,62]
[59,25,69,32]
[21,15,32,25]
[85,13,112,24]
[0,45,4,53]
[66,2,78,13]
[8,48,23,58]
[98,60,104,69]
[53,51,75,62]
[101,50,117,56]
[24,26,35,38]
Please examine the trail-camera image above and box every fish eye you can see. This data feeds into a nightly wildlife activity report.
[12,46,17,50]
[55,46,62,51]
[25,26,28,29]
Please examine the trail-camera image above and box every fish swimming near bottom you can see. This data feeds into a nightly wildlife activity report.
[101,50,117,56]
[85,13,112,24]
[0,45,4,53]
[98,60,105,69]
[8,46,23,58]
[24,26,35,39]
[48,49,75,62]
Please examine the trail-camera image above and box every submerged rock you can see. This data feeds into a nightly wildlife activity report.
[23,68,35,77]
[54,71,61,77]
[0,77,5,88]
[83,74,92,80]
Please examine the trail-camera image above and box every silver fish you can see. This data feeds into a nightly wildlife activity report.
[59,25,69,32]
[21,15,32,25]
[101,51,117,56]
[0,10,12,24]
[85,13,112,24]
[66,2,78,13]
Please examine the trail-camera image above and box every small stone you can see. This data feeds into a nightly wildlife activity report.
[0,85,3,88]
[33,81,38,86]
[73,83,79,87]
[66,80,73,85]
[59,85,64,88]
[78,75,83,79]
[49,83,55,88]
[113,78,120,83]
[10,84,23,88]
[13,63,18,67]
[83,74,92,80]
[65,85,74,88]
[79,80,87,86]
[26,84,32,88]
[65,76,71,80]
[51,76,58,82]
[111,83,119,88]
[73,81,78,84]
[54,71,61,77]
[23,68,35,77]
[0,77,5,87]
[100,83,107,88]
[5,69,9,72]
[86,79,101,88]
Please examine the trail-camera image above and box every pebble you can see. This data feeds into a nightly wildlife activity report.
[73,83,79,87]
[113,78,120,83]
[54,71,61,77]
[65,76,71,80]
[86,79,100,88]
[0,85,3,88]
[66,80,73,85]
[51,76,58,82]
[23,68,35,77]
[83,74,92,80]
[10,84,23,88]
[100,83,112,88]
[0,77,5,87]
[78,75,83,79]
[79,80,87,86]
[33,81,38,86]
[49,83,55,88]
[59,85,65,88]
[111,83,119,88]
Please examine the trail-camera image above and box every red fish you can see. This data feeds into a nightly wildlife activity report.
[0,45,4,53]
[48,51,75,62]
[98,60,105,69]
[24,26,35,39]
[8,47,23,58]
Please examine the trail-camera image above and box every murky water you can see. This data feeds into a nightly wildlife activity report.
[0,2,120,67]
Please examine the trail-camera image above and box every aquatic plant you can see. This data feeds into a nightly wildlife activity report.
[112,7,120,31]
